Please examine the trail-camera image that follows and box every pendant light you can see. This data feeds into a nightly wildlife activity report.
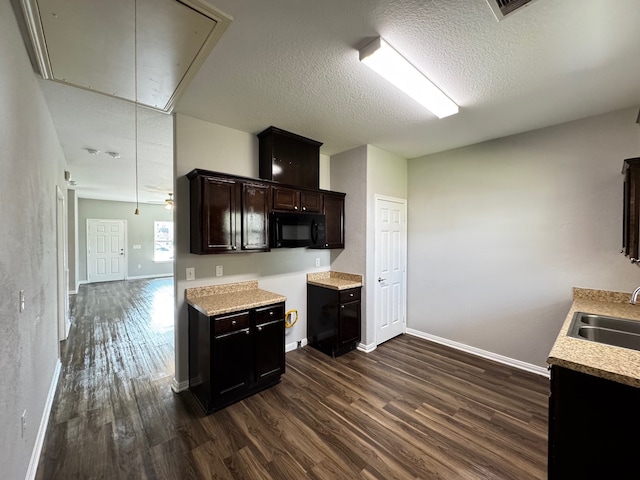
[133,0,140,215]
[165,193,174,210]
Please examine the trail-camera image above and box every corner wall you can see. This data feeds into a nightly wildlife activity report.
[408,107,640,368]
[0,2,67,478]
[330,145,408,349]
[173,114,331,388]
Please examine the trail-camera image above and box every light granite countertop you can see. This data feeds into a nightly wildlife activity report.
[548,287,640,388]
[307,271,363,290]
[186,280,286,317]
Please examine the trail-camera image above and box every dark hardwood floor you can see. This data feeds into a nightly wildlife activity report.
[37,278,549,479]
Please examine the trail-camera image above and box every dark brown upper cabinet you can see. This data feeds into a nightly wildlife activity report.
[322,192,345,249]
[188,170,270,254]
[187,168,345,253]
[241,181,270,251]
[272,186,322,213]
[258,126,322,189]
[623,157,640,261]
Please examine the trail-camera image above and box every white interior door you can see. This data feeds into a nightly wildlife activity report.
[87,219,126,283]
[375,196,407,345]
[56,186,70,341]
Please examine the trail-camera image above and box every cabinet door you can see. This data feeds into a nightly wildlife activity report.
[212,327,252,399]
[242,182,270,251]
[338,299,360,347]
[623,158,640,260]
[300,190,322,213]
[198,176,238,253]
[254,317,285,384]
[323,193,345,249]
[272,187,300,211]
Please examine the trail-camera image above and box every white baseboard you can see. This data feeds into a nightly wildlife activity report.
[127,273,173,281]
[286,338,308,352]
[357,341,376,353]
[171,377,189,393]
[26,359,61,480]
[405,329,549,378]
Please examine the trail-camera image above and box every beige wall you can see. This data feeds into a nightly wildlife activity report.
[173,114,331,387]
[407,107,640,368]
[330,145,408,348]
[0,2,68,478]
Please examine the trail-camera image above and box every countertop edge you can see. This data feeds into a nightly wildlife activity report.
[187,289,286,317]
[307,279,362,290]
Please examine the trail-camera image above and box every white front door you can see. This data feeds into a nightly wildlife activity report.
[375,196,407,345]
[87,219,126,283]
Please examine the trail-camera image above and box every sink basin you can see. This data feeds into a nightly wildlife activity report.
[578,313,640,335]
[568,312,640,352]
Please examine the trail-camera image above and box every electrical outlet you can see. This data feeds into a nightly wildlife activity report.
[186,267,195,281]
[21,411,26,438]
[137,264,142,269]
[315,258,320,267]
[19,290,25,313]
[216,265,223,277]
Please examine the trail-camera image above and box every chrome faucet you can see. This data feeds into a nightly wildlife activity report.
[630,286,640,304]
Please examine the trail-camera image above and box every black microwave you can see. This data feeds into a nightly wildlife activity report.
[270,212,326,248]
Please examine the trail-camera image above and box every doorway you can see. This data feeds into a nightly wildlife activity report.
[374,195,407,345]
[86,219,127,283]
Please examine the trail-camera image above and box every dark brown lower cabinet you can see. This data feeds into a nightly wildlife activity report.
[548,365,640,479]
[188,302,285,414]
[307,284,361,357]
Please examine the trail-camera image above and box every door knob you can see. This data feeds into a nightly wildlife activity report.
[378,277,386,282]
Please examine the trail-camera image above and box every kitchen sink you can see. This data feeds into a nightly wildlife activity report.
[568,312,640,352]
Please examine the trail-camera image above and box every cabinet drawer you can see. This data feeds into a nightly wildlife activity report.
[256,304,284,325]
[339,288,360,303]
[214,311,250,335]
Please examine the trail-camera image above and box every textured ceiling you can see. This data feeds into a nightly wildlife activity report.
[28,0,640,203]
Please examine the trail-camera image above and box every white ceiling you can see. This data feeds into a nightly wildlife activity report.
[31,0,640,203]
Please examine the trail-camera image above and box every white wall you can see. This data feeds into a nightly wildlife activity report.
[173,114,331,388]
[77,199,174,281]
[408,107,640,368]
[330,145,408,349]
[0,2,68,478]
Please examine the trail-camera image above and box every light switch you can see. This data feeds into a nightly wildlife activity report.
[216,265,223,277]
[186,267,195,281]
[20,290,25,313]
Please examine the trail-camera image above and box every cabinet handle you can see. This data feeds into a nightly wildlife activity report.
[257,326,263,331]
[246,330,250,335]
[231,245,237,250]
[269,311,274,316]
[341,305,345,309]
[349,293,354,297]
[302,206,306,211]
[232,320,237,326]
[294,206,298,210]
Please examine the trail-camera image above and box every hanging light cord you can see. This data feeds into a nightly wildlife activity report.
[134,0,140,215]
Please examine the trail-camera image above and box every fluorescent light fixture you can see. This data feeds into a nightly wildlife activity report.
[359,37,459,118]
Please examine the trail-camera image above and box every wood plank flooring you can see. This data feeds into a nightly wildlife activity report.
[36,278,549,479]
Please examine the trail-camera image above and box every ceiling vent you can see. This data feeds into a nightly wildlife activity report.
[485,0,539,21]
[19,0,232,113]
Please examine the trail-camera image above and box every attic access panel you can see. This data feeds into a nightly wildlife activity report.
[20,0,231,112]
